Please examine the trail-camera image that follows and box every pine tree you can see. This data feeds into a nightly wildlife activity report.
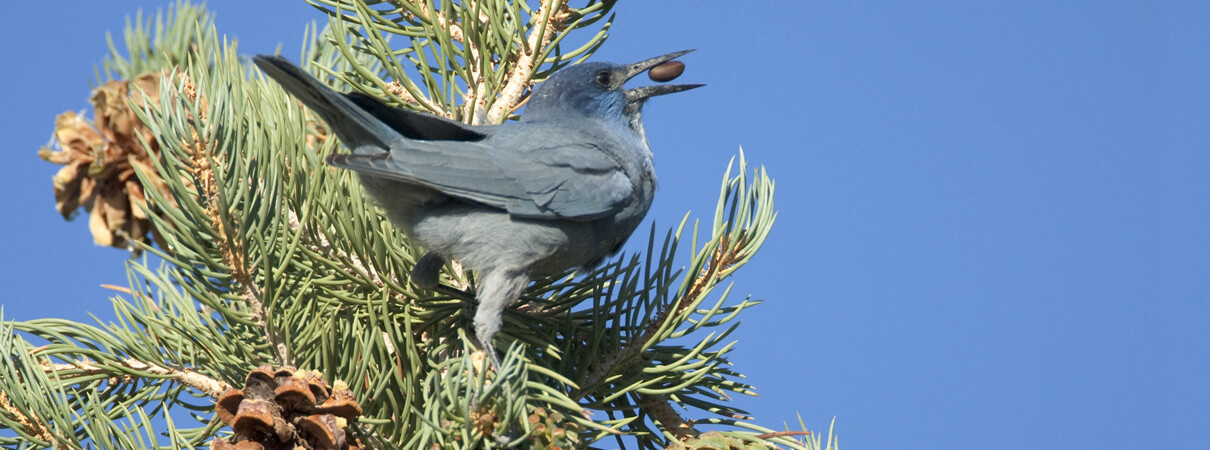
[7,1,835,448]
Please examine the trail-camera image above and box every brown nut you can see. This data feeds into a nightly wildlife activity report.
[648,60,685,82]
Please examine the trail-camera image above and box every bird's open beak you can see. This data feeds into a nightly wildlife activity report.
[623,50,704,102]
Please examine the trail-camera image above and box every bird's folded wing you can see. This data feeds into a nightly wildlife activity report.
[344,93,487,142]
[490,143,633,220]
[328,140,633,221]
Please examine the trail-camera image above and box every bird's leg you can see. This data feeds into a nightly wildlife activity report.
[439,285,476,306]
[473,268,529,371]
[411,251,475,302]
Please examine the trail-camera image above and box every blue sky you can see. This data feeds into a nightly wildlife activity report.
[2,1,1206,448]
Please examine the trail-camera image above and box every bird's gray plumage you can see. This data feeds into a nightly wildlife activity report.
[254,52,700,364]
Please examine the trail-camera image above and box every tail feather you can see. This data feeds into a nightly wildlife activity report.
[253,55,393,153]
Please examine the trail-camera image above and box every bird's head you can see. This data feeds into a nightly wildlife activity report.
[522,50,702,132]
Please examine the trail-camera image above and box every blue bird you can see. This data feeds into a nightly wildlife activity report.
[253,51,700,366]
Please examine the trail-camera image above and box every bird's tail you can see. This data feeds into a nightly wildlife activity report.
[253,55,393,153]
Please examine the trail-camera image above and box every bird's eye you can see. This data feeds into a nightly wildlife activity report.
[594,69,612,87]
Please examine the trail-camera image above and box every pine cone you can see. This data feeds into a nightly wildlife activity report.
[211,365,364,450]
[39,71,173,252]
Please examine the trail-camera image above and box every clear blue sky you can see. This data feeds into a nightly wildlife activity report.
[2,1,1206,448]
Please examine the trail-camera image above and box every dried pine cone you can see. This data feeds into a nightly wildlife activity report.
[39,71,173,252]
[211,365,364,450]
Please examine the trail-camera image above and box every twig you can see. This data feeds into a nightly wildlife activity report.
[289,206,386,291]
[35,357,230,398]
[387,0,468,44]
[641,394,697,440]
[0,391,56,444]
[487,0,567,123]
[753,430,813,440]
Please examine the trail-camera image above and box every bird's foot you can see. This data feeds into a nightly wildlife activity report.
[437,284,476,304]
[478,338,503,372]
[411,251,476,303]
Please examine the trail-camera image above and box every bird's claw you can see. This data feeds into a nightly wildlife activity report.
[412,252,476,304]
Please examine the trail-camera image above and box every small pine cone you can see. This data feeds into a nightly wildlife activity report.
[526,406,582,449]
[212,365,364,450]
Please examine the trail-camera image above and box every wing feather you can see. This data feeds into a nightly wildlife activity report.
[328,134,634,221]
